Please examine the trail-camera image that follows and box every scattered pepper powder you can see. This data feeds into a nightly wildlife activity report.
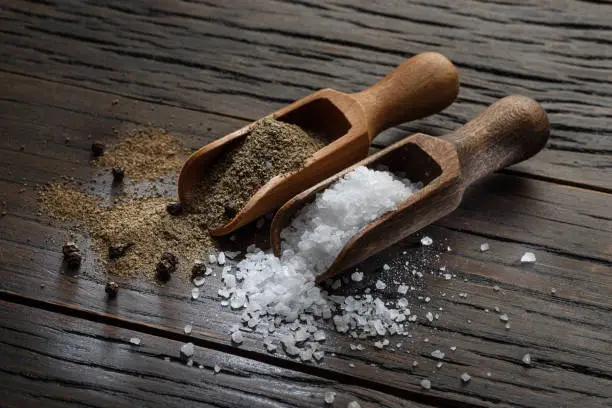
[94,127,191,181]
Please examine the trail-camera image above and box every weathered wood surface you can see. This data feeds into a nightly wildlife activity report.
[1,72,611,407]
[0,300,429,408]
[1,0,611,190]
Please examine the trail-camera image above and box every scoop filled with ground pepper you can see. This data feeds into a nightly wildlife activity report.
[185,118,328,228]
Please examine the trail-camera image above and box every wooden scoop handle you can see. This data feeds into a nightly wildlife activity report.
[352,52,459,138]
[443,95,549,186]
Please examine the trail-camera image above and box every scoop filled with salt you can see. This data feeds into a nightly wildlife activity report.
[178,52,459,235]
[271,95,549,282]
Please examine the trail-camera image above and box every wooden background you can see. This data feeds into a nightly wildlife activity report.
[1,1,611,407]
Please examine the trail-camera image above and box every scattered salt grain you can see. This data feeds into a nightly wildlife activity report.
[313,330,326,342]
[460,372,472,383]
[486,372,492,377]
[180,342,194,358]
[522,353,532,365]
[348,402,361,408]
[493,285,500,292]
[480,243,489,252]
[186,359,194,367]
[431,350,445,359]
[213,364,221,373]
[397,284,408,295]
[351,271,364,282]
[450,346,457,351]
[383,264,390,271]
[551,288,557,295]
[129,337,141,345]
[421,236,433,246]
[231,331,244,344]
[375,280,386,290]
[324,391,336,404]
[420,379,431,390]
[208,254,216,264]
[193,276,206,287]
[217,252,226,265]
[499,314,509,322]
[191,287,200,300]
[521,252,536,263]
[184,324,192,334]
[505,323,511,330]
[412,360,419,367]
[436,362,443,368]
[425,312,434,322]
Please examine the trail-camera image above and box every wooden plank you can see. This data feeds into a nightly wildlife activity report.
[0,300,427,408]
[1,74,611,407]
[1,0,611,190]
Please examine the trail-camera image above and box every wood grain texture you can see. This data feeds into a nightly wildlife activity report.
[1,72,611,407]
[1,0,610,190]
[0,300,427,408]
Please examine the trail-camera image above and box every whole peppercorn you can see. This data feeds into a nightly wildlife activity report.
[62,241,82,268]
[91,142,106,157]
[111,166,125,182]
[166,201,183,216]
[156,259,175,281]
[105,281,119,298]
[108,242,132,259]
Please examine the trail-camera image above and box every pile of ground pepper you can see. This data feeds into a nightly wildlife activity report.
[186,117,328,227]
[39,183,214,279]
[94,127,191,180]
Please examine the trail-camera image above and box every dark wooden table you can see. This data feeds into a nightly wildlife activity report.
[1,1,611,407]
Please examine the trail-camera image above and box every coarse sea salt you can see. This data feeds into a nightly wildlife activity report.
[217,166,420,360]
[521,252,536,263]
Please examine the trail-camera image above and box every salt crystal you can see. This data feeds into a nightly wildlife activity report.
[208,254,216,264]
[424,297,431,303]
[431,350,445,359]
[425,312,434,322]
[522,353,531,365]
[493,285,500,291]
[313,330,326,342]
[184,324,192,334]
[181,342,194,358]
[231,331,244,344]
[421,236,433,246]
[351,271,364,282]
[324,391,336,404]
[397,285,408,295]
[412,360,418,367]
[494,306,500,313]
[349,363,355,368]
[436,362,443,368]
[521,252,536,263]
[499,314,509,322]
[450,346,457,351]
[383,264,390,271]
[214,364,221,373]
[193,276,206,287]
[480,243,489,252]
[505,323,511,330]
[420,379,431,390]
[375,280,386,290]
[348,402,361,408]
[460,372,471,383]
[217,252,226,265]
[551,288,557,295]
[129,337,141,345]
[191,287,200,300]
[487,372,492,377]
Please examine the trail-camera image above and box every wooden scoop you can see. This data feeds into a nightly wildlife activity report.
[178,52,459,235]
[270,95,550,282]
